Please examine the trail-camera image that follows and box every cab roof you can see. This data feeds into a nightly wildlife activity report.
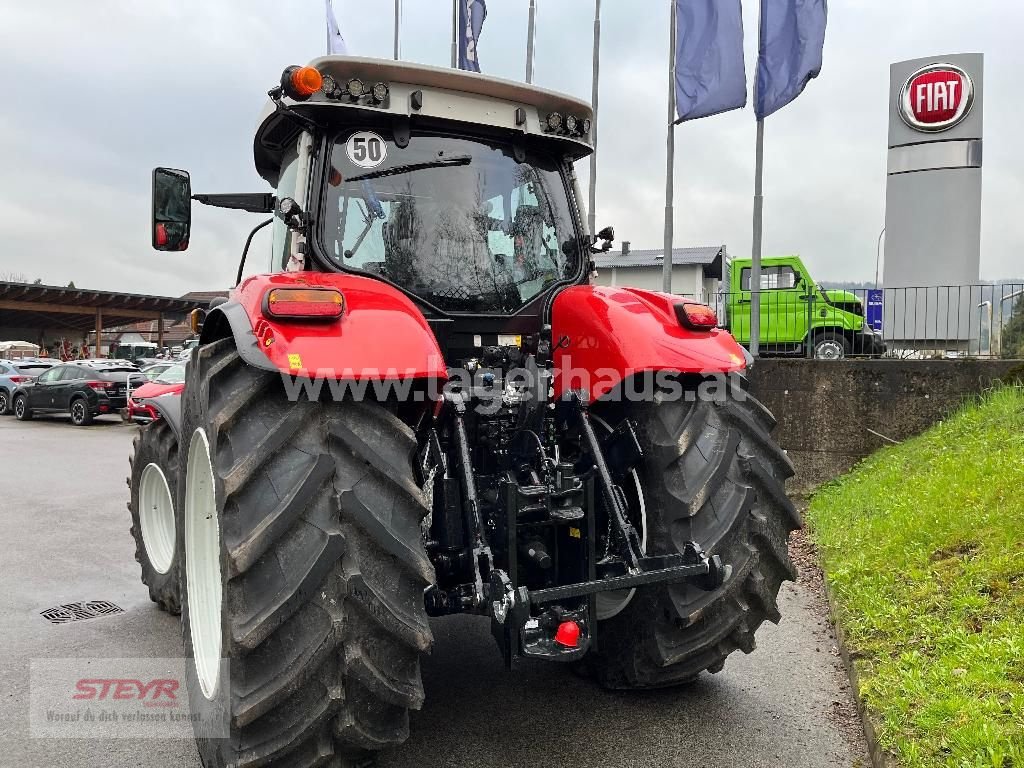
[254,56,595,185]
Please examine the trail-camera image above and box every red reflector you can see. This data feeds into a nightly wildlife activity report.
[675,302,719,330]
[99,404,110,412]
[265,288,345,319]
[554,620,580,648]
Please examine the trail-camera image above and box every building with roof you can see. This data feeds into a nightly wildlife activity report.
[592,243,728,302]
[0,281,203,359]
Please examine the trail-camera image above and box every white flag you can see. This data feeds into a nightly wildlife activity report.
[326,0,348,55]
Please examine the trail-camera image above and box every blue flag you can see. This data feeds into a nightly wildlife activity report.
[674,0,747,122]
[755,0,827,119]
[458,0,487,73]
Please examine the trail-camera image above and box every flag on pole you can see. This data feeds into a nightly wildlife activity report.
[673,0,746,122]
[458,0,487,72]
[326,0,349,55]
[754,0,827,119]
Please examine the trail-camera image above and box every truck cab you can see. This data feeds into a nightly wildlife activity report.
[725,255,885,359]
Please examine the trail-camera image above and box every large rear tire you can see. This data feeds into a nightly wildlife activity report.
[179,338,433,768]
[128,419,181,614]
[588,377,800,688]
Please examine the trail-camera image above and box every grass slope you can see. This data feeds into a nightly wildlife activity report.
[808,386,1024,768]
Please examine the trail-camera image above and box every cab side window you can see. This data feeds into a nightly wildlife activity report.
[36,368,63,384]
[271,142,302,272]
[741,265,798,291]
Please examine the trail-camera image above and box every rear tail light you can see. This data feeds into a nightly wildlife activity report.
[265,288,345,320]
[8,375,28,383]
[86,381,116,391]
[674,302,719,331]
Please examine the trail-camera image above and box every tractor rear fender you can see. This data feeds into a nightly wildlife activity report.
[142,392,183,442]
[551,285,747,401]
[199,272,446,380]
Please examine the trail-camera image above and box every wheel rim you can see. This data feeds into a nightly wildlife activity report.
[185,428,222,700]
[591,414,647,621]
[0,392,7,413]
[72,401,86,423]
[815,340,845,360]
[139,462,175,574]
[15,398,24,418]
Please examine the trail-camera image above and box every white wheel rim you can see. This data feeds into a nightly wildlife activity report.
[816,340,844,360]
[185,428,222,700]
[15,399,24,417]
[592,414,647,621]
[139,462,175,574]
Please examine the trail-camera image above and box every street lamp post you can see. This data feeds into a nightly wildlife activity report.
[875,227,885,289]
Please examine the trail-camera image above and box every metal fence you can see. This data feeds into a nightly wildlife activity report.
[681,283,1024,359]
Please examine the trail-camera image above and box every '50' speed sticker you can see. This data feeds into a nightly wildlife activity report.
[346,131,387,169]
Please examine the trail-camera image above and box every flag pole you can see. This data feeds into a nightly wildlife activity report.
[451,0,459,67]
[749,118,765,357]
[587,0,601,237]
[526,0,537,83]
[393,0,400,60]
[662,0,677,293]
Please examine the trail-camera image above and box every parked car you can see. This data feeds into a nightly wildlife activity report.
[124,363,185,423]
[140,362,175,380]
[0,358,60,415]
[12,361,146,426]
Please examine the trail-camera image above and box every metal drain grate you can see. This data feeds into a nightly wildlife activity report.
[41,601,125,624]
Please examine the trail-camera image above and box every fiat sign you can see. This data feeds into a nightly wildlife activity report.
[899,63,975,132]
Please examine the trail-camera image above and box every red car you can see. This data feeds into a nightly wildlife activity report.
[123,363,185,423]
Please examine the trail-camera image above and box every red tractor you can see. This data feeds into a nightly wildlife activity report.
[130,57,799,768]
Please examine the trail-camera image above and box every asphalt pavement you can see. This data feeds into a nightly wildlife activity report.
[0,415,869,768]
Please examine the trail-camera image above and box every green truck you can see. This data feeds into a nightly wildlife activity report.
[723,255,885,359]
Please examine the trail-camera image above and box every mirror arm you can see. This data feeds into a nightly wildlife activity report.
[236,218,275,286]
[193,193,276,213]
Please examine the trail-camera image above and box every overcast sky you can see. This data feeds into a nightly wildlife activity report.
[1,1,1021,297]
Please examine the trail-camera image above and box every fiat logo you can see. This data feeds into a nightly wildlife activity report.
[899,63,975,132]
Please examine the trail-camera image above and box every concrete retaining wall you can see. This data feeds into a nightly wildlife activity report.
[747,359,1024,494]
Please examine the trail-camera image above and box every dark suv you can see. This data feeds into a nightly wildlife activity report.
[12,361,146,426]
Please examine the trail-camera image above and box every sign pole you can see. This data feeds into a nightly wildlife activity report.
[662,0,677,294]
[587,0,601,237]
[526,0,537,83]
[750,118,765,358]
[451,0,459,68]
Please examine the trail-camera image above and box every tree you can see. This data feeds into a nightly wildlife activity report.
[1001,295,1024,359]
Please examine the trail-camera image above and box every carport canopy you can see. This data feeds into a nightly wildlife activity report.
[0,281,200,355]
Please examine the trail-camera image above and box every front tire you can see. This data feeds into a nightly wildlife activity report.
[179,339,434,768]
[128,419,181,614]
[588,377,801,688]
[811,332,850,360]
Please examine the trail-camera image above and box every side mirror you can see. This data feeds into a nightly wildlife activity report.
[152,168,192,251]
[592,225,615,253]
